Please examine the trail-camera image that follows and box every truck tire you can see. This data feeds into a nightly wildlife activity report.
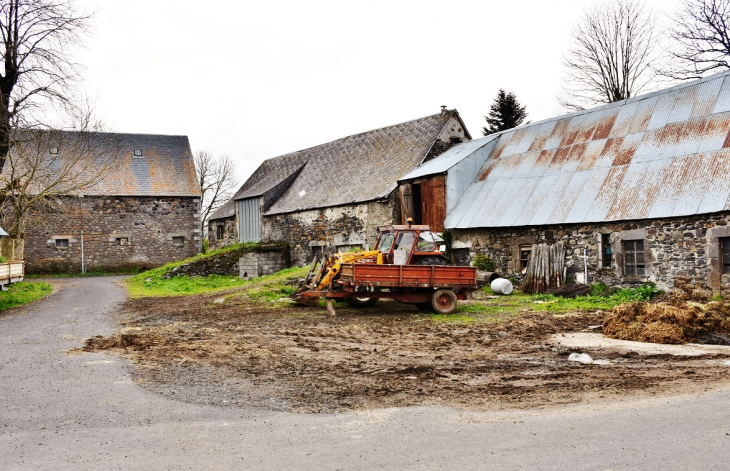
[431,289,457,314]
[346,297,378,308]
[415,256,449,266]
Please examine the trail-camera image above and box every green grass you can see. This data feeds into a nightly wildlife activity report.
[0,281,53,311]
[126,264,308,299]
[427,282,663,324]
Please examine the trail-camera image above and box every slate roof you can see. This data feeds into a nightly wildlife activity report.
[445,70,730,229]
[3,131,200,197]
[209,198,235,221]
[233,110,467,215]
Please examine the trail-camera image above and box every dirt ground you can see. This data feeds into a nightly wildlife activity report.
[83,289,730,413]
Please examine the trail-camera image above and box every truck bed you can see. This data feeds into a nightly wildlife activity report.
[339,263,477,290]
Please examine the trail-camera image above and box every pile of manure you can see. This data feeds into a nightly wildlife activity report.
[603,296,730,345]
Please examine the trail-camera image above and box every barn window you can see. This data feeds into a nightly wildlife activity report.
[722,237,730,274]
[172,236,184,245]
[133,149,143,157]
[50,147,58,154]
[115,237,129,246]
[623,239,645,277]
[216,224,224,240]
[55,239,69,248]
[519,245,532,271]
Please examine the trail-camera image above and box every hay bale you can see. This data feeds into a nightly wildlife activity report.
[603,295,730,344]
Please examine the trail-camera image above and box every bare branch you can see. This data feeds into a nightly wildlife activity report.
[194,150,239,236]
[0,0,92,174]
[663,0,730,80]
[559,0,661,111]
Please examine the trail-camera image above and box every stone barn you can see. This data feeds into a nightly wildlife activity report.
[210,108,471,264]
[23,132,201,273]
[406,71,730,296]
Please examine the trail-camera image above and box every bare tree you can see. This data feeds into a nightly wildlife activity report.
[665,0,730,80]
[0,0,92,174]
[0,107,115,238]
[195,150,238,236]
[559,0,659,111]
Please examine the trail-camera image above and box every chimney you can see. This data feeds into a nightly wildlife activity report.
[440,105,447,114]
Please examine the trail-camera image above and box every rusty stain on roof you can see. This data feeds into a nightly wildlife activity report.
[445,70,730,229]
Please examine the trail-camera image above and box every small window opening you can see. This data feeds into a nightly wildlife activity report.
[172,236,184,245]
[55,238,69,248]
[519,245,532,271]
[115,237,129,246]
[602,234,612,268]
[623,239,645,277]
[133,149,143,157]
[216,225,224,240]
[310,245,323,258]
[50,147,58,154]
[415,231,436,252]
[722,237,730,274]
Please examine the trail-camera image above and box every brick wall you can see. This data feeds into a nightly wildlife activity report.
[25,195,201,274]
[452,211,730,296]
[262,197,397,265]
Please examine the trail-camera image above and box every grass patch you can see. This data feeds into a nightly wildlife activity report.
[127,264,308,299]
[0,281,53,311]
[429,283,663,324]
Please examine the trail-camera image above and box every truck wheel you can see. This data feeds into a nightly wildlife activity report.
[431,289,457,314]
[415,257,449,266]
[346,297,378,308]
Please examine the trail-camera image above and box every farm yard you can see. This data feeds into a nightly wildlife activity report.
[82,269,730,413]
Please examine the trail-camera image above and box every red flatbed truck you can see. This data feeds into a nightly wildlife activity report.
[294,224,477,314]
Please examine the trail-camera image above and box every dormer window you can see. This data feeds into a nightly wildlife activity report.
[134,149,143,157]
[50,147,58,154]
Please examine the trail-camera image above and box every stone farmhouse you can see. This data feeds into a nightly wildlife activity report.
[209,108,471,264]
[401,71,730,296]
[23,132,201,273]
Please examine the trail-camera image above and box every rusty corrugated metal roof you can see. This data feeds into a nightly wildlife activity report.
[231,110,469,215]
[3,131,200,197]
[446,71,730,229]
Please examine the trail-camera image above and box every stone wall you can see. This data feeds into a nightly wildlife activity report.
[208,216,238,249]
[25,196,201,274]
[262,197,398,265]
[452,211,730,296]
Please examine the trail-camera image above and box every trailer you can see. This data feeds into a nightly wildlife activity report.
[0,260,25,291]
[297,262,478,314]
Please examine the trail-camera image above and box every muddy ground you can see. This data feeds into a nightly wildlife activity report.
[83,290,730,413]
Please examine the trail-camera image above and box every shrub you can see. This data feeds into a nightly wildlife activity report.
[473,253,494,271]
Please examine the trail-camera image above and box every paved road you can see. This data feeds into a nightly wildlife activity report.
[2,277,730,470]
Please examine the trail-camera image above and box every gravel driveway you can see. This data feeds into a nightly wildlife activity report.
[1,276,729,470]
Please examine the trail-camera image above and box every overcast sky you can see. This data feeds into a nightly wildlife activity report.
[77,0,681,184]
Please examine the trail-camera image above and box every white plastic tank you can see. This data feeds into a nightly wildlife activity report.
[490,278,513,295]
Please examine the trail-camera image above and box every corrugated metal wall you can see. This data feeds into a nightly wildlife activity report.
[237,197,261,243]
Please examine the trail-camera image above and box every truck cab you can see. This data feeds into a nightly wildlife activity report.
[374,224,448,266]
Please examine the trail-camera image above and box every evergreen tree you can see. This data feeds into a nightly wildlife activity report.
[482,89,529,136]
